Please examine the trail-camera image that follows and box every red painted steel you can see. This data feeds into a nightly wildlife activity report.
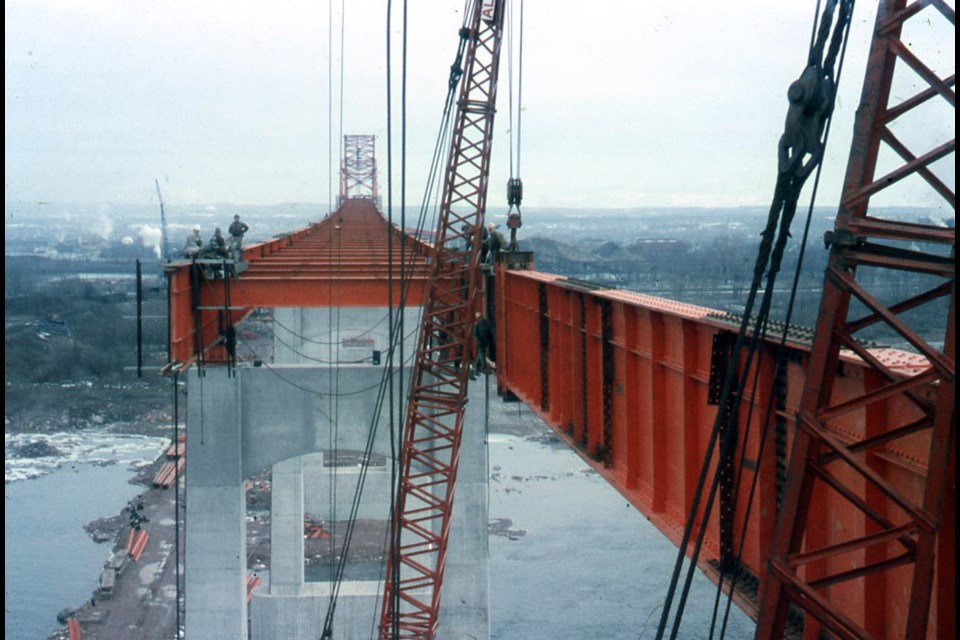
[493,268,950,636]
[246,574,262,604]
[165,442,185,459]
[130,531,149,562]
[153,458,185,489]
[67,617,81,640]
[166,198,433,366]
[756,1,955,638]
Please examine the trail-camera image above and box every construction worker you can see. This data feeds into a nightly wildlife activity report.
[484,223,506,266]
[228,214,249,259]
[471,311,495,379]
[206,227,229,258]
[183,225,202,258]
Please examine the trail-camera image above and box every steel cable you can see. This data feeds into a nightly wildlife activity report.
[655,1,854,637]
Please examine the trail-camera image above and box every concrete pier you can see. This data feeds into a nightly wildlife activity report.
[185,306,490,639]
[185,366,247,639]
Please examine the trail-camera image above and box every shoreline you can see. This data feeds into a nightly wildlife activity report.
[44,448,184,640]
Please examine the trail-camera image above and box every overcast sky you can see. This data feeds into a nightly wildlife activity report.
[4,0,955,212]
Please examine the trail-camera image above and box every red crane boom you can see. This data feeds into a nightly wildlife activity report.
[379,1,506,637]
[757,1,955,638]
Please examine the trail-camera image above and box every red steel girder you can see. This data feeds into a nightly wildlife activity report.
[493,269,948,636]
[166,198,432,366]
[757,1,955,638]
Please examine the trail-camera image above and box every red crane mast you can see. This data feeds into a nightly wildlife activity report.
[379,1,506,637]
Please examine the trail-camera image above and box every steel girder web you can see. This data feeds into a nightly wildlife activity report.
[756,1,955,638]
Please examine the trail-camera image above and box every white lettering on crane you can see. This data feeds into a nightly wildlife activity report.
[482,0,496,23]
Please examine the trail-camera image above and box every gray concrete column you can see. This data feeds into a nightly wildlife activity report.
[437,375,490,639]
[274,307,304,364]
[270,456,305,595]
[185,366,247,639]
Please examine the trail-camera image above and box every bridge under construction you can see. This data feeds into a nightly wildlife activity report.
[153,1,953,638]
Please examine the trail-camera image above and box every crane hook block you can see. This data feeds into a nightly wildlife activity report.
[507,178,523,207]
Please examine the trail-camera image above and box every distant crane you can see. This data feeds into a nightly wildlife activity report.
[155,179,171,263]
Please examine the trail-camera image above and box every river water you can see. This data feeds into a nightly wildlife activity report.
[4,424,756,639]
[4,431,168,639]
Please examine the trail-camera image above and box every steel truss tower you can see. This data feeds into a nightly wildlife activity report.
[341,134,379,203]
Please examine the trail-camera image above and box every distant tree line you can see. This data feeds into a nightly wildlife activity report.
[5,255,167,383]
[523,232,948,348]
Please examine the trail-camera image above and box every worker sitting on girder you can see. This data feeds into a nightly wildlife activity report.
[470,311,495,379]
[204,227,229,259]
[183,225,203,258]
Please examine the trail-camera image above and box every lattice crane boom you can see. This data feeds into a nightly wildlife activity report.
[379,1,506,637]
[756,1,955,638]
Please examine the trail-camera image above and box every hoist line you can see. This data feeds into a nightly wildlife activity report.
[655,1,854,638]
[506,0,525,180]
[172,371,182,638]
[327,0,336,592]
[381,2,477,634]
[711,8,855,638]
[391,1,411,635]
[324,3,420,634]
[319,231,435,638]
[384,0,399,632]
[320,318,410,639]
[413,4,472,233]
[331,0,349,571]
[516,0,524,176]
[319,243,431,638]
[507,0,514,179]
[324,4,475,633]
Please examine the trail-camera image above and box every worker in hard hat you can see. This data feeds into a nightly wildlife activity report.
[483,222,506,266]
[183,225,202,258]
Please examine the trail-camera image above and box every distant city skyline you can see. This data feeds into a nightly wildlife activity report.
[5,1,955,211]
